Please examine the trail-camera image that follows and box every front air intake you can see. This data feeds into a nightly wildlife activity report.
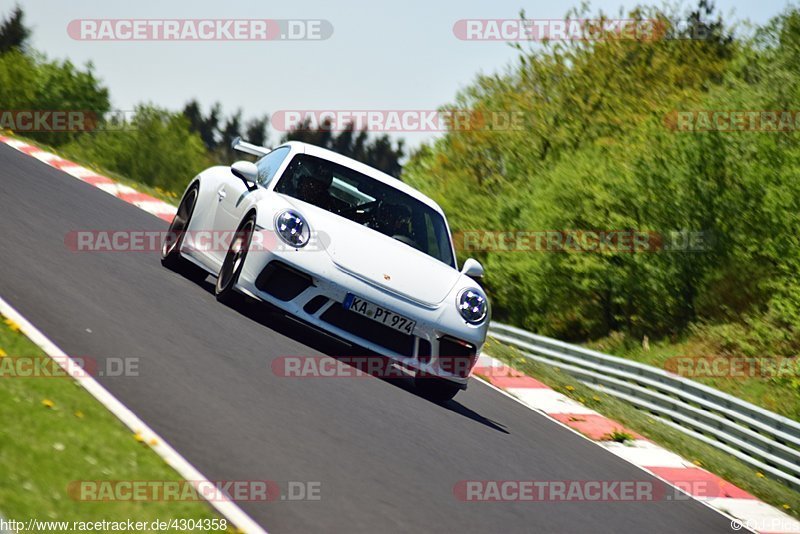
[255,261,313,301]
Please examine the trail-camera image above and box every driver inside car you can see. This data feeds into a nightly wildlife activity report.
[376,203,419,249]
[296,163,336,212]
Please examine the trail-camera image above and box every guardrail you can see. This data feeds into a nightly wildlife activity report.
[488,322,800,492]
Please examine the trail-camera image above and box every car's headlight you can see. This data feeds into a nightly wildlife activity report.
[275,210,310,248]
[457,288,488,324]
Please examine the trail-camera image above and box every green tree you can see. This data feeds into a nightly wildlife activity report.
[403,1,798,347]
[0,6,30,54]
[283,119,405,177]
[65,104,210,192]
[245,115,269,148]
[0,50,110,147]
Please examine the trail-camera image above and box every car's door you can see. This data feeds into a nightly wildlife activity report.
[210,147,293,264]
[209,170,252,264]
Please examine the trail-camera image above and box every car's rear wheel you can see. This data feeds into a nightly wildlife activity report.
[414,372,461,403]
[161,185,206,281]
[216,214,255,305]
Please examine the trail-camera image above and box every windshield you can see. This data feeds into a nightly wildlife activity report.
[274,154,455,267]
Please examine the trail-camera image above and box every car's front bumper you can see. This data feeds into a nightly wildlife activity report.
[236,245,486,386]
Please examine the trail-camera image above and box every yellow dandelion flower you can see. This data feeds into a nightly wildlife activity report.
[42,399,55,408]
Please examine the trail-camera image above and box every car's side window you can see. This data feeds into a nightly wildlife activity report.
[256,147,291,186]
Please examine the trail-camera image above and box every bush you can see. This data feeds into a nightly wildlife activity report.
[0,50,109,147]
[63,105,210,192]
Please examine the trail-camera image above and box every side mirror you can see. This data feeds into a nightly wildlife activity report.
[231,160,259,185]
[461,258,484,279]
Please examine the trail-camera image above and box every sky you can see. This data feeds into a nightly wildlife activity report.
[5,0,791,149]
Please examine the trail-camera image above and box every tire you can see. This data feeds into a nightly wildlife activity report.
[161,185,207,282]
[215,214,255,305]
[414,372,461,403]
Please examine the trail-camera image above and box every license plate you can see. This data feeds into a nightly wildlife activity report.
[343,293,416,335]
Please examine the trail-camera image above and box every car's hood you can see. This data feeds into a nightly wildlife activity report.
[284,198,461,306]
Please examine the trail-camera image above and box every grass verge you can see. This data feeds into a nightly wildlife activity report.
[0,314,230,530]
[483,337,800,518]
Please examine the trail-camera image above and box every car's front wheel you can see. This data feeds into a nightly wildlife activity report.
[414,372,461,403]
[215,214,255,305]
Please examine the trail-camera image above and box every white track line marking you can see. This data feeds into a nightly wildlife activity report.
[504,387,598,415]
[0,296,267,534]
[4,139,30,148]
[30,151,62,162]
[59,165,99,178]
[600,440,695,469]
[133,200,178,215]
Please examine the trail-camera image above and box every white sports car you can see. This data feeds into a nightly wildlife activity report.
[160,137,489,401]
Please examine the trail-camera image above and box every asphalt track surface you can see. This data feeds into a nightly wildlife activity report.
[0,144,735,533]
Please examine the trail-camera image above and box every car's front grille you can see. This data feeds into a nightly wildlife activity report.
[255,261,313,301]
[438,336,477,378]
[320,303,416,357]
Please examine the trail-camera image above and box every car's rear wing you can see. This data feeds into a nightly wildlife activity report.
[231,136,271,157]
